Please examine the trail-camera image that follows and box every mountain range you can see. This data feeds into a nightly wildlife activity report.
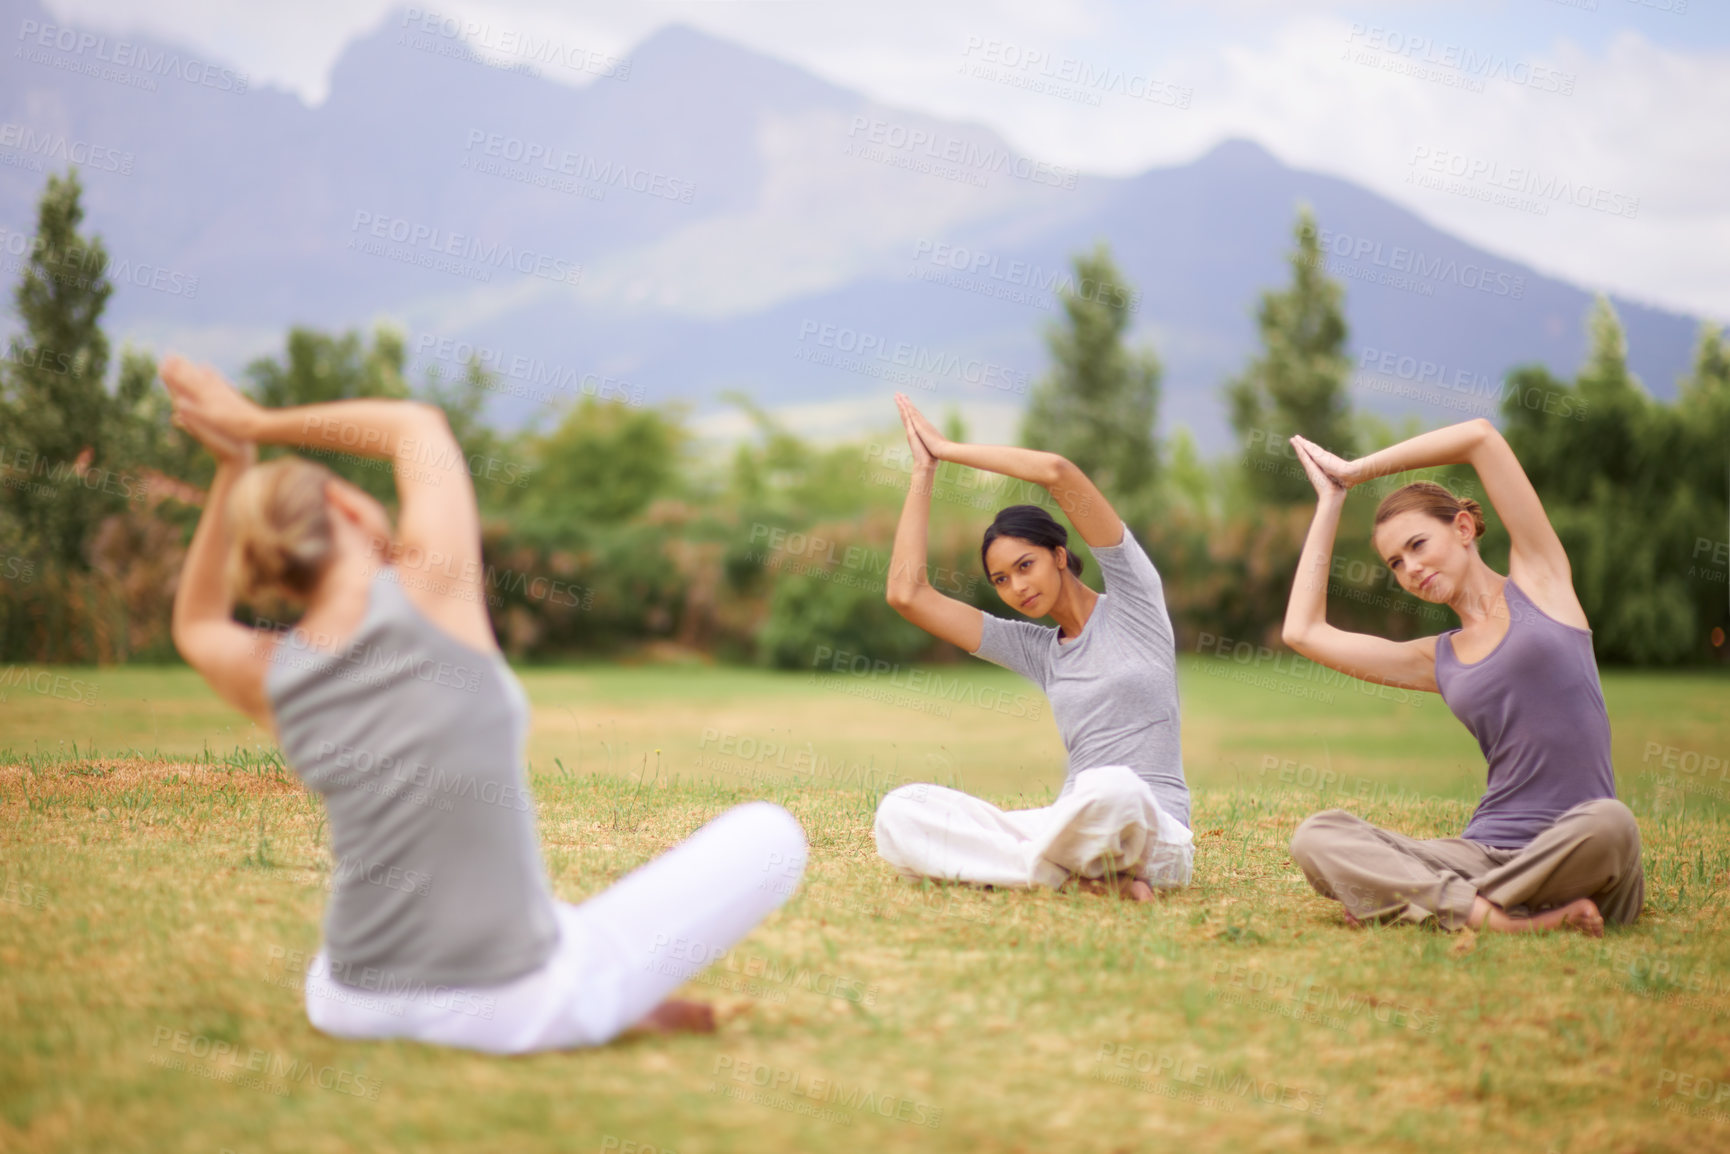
[0,0,1706,451]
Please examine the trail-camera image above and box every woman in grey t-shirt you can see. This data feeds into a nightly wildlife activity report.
[160,355,806,1052]
[872,395,1194,901]
[1281,419,1641,936]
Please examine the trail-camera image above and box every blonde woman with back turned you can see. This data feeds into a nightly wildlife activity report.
[162,354,806,1052]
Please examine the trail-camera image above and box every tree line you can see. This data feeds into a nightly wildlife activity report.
[2,170,1725,667]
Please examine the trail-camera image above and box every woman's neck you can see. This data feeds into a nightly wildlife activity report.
[1449,557,1507,629]
[1050,573,1099,640]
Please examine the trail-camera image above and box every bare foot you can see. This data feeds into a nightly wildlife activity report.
[633,999,716,1035]
[1468,895,1603,938]
[1068,876,1158,903]
[1342,908,1365,929]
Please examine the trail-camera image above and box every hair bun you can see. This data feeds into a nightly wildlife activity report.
[1457,497,1486,539]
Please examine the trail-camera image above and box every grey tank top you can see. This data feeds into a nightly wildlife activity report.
[265,566,558,989]
[1435,578,1617,849]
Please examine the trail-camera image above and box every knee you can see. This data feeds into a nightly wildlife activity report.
[873,784,928,828]
[1578,799,1641,868]
[732,801,808,884]
[1070,766,1149,812]
[1289,809,1352,871]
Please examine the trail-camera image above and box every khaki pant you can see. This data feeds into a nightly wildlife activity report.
[1289,799,1643,931]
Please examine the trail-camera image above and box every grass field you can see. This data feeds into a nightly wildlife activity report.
[2,658,1728,1153]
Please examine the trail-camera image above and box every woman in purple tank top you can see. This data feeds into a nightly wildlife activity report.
[1278,418,1642,937]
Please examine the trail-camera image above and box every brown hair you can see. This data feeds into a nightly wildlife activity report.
[225,457,337,604]
[1373,481,1485,541]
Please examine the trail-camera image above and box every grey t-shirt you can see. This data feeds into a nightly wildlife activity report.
[970,523,1190,829]
[266,568,559,990]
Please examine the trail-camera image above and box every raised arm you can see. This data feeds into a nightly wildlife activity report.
[895,395,1123,549]
[1296,417,1583,623]
[166,403,275,728]
[1281,442,1438,692]
[884,395,984,652]
[161,355,492,646]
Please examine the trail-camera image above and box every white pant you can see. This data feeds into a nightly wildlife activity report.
[302,802,808,1054]
[873,765,1194,890]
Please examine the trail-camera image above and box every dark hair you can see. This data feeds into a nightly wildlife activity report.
[980,505,1084,579]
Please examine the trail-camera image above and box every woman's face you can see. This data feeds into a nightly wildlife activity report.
[984,536,1066,617]
[1374,510,1475,603]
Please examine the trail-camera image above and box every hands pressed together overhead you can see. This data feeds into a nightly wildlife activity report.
[160,353,260,467]
[895,392,954,468]
[1290,434,1357,501]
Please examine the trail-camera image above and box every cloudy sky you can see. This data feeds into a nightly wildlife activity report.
[43,0,1730,323]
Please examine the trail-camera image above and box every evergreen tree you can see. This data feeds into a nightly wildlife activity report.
[0,169,123,570]
[1227,206,1355,504]
[1020,243,1160,519]
[1501,299,1728,663]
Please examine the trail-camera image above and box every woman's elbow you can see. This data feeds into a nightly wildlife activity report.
[1280,622,1309,653]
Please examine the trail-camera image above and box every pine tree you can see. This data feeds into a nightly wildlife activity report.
[0,169,123,570]
[1226,206,1355,504]
[1020,243,1160,518]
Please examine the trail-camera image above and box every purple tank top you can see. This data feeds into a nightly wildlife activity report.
[1434,578,1617,849]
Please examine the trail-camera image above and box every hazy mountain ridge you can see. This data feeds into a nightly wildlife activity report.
[0,0,1704,448]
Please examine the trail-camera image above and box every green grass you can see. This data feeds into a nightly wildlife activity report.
[2,660,1728,1152]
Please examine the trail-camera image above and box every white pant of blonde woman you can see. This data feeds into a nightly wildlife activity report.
[301,802,808,1054]
[873,765,1194,890]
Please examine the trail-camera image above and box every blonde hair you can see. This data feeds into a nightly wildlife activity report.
[1373,481,1485,541]
[225,457,336,604]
